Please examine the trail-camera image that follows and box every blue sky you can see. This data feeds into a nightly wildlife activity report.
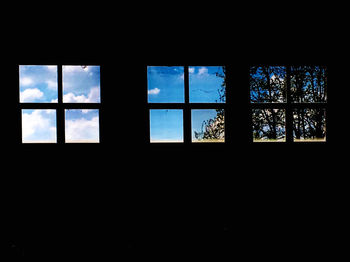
[189,66,225,103]
[150,109,183,142]
[148,66,184,103]
[250,66,286,103]
[19,65,58,103]
[191,109,221,141]
[22,109,57,143]
[65,109,99,142]
[148,66,225,142]
[63,66,100,103]
[147,66,225,103]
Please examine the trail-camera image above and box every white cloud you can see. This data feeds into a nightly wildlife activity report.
[63,93,88,103]
[63,87,100,103]
[189,67,195,74]
[65,116,99,142]
[46,66,57,72]
[22,110,56,142]
[270,74,285,83]
[46,80,57,90]
[20,88,43,102]
[88,86,100,102]
[21,77,34,86]
[63,66,90,73]
[198,67,208,75]
[45,110,55,115]
[148,88,160,95]
[81,109,93,114]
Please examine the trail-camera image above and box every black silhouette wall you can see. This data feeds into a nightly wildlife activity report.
[1,25,347,260]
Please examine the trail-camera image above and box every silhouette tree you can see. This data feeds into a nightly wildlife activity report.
[194,66,226,142]
[250,66,286,141]
[250,65,326,141]
[291,66,326,140]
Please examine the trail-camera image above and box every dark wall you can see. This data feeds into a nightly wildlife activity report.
[1,20,347,260]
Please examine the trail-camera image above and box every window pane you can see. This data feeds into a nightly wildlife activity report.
[192,109,225,143]
[22,109,57,143]
[293,108,326,142]
[250,66,286,103]
[252,109,286,142]
[290,66,327,103]
[63,66,101,103]
[150,109,183,143]
[189,66,226,103]
[147,66,184,103]
[19,65,58,103]
[65,109,100,143]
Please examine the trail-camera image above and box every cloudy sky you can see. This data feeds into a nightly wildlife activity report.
[20,65,100,143]
[19,65,58,103]
[21,109,100,143]
[65,109,99,143]
[63,66,100,103]
[22,109,57,143]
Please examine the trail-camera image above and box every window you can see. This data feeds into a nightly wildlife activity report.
[250,65,327,143]
[147,66,226,143]
[19,65,101,143]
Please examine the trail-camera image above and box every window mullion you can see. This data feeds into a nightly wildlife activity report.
[285,65,293,143]
[183,66,191,143]
[57,64,65,144]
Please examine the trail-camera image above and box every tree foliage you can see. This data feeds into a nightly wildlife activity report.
[251,66,326,141]
[195,66,226,141]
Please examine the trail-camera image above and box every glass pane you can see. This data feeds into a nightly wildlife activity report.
[65,109,100,143]
[252,109,286,142]
[290,66,327,103]
[189,66,226,103]
[19,65,58,103]
[192,109,225,143]
[63,66,101,103]
[150,109,183,143]
[293,108,326,142]
[250,66,286,103]
[147,66,184,103]
[22,109,57,143]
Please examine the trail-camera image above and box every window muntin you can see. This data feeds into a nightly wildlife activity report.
[250,65,327,143]
[19,65,58,103]
[19,64,101,144]
[147,66,226,144]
